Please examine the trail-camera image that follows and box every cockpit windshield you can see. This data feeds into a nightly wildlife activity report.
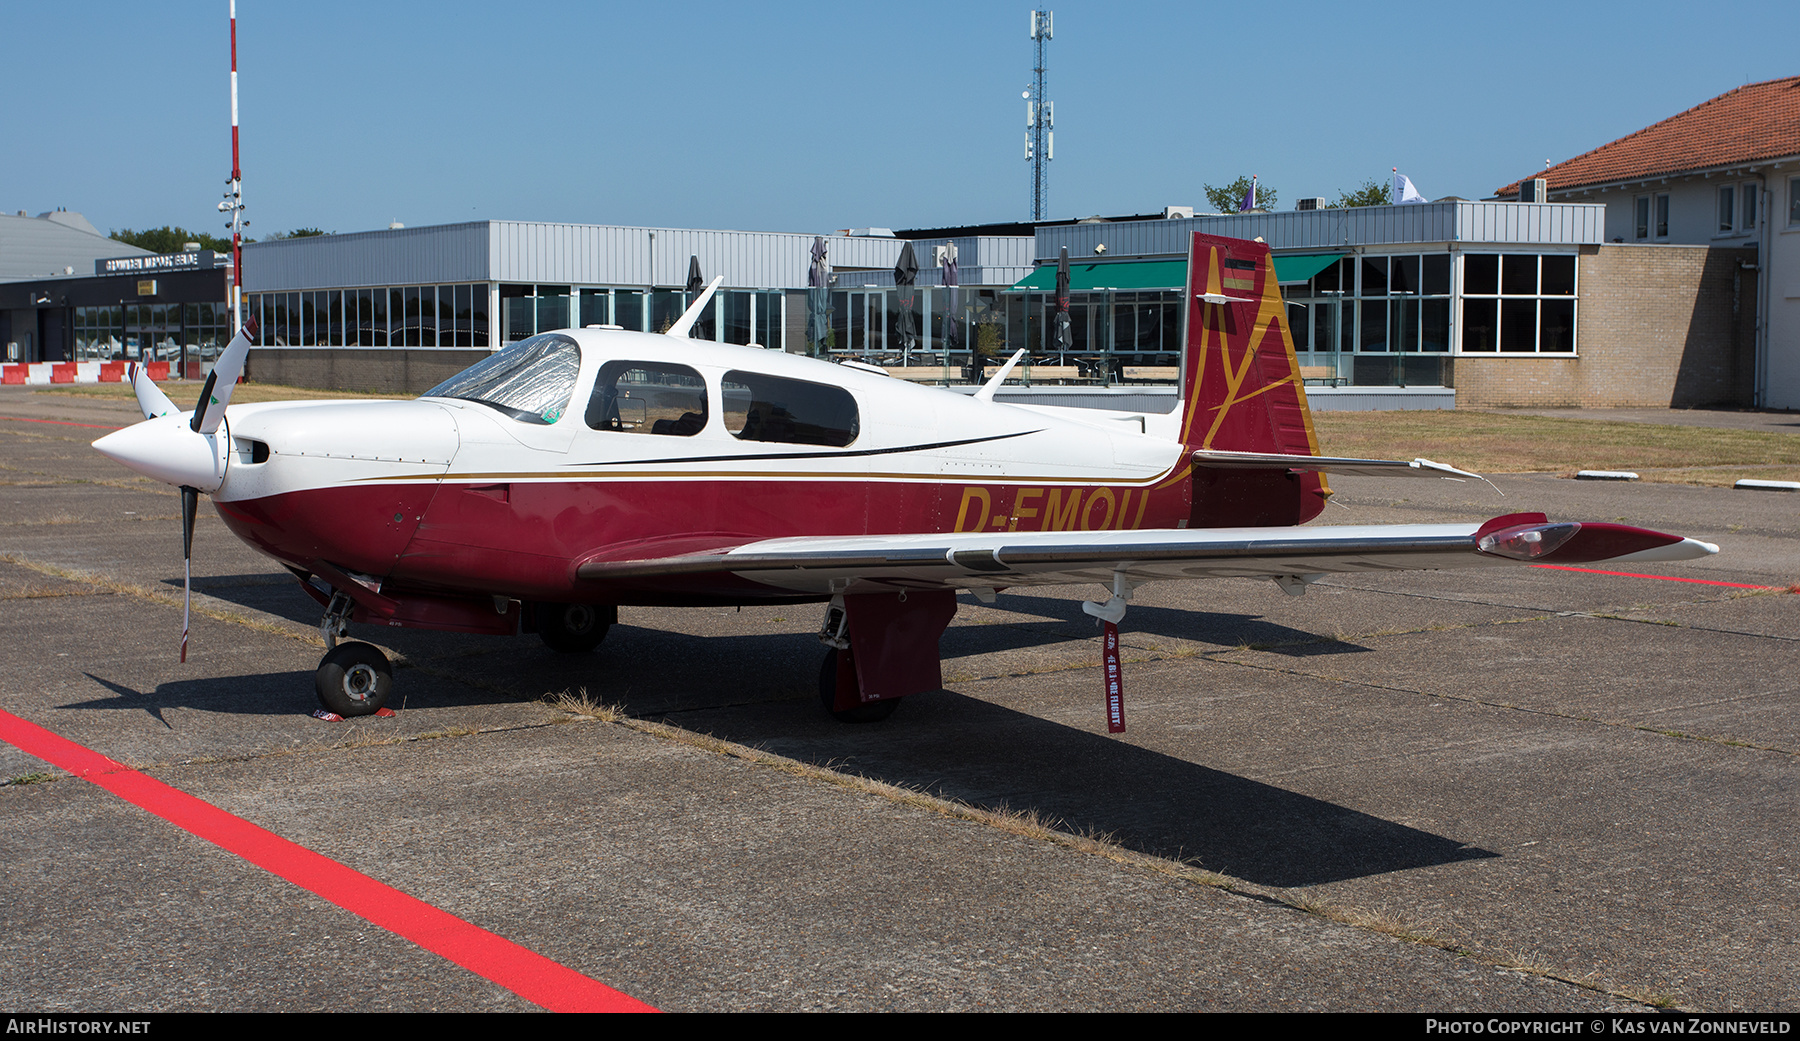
[422,333,580,424]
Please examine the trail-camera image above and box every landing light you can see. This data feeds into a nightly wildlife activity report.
[1477,522,1579,560]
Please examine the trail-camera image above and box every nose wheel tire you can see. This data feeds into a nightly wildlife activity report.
[536,602,615,653]
[818,648,901,724]
[316,642,393,717]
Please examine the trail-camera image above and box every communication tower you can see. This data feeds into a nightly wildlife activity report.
[1025,11,1053,222]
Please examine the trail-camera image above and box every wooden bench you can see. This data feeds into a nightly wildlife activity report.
[1121,366,1178,382]
[1300,365,1347,387]
[887,366,957,383]
[886,364,1087,385]
[1014,365,1081,383]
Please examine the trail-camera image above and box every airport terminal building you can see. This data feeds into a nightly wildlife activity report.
[3,201,1756,408]
[231,202,1752,408]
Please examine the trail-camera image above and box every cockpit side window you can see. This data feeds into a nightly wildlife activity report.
[722,370,858,447]
[422,333,579,425]
[586,361,708,436]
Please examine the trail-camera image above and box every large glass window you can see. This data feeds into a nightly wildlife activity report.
[614,290,644,332]
[1285,253,1451,355]
[501,284,574,342]
[1460,253,1577,354]
[580,288,610,328]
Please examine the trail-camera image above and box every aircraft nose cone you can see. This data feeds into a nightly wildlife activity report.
[92,413,227,492]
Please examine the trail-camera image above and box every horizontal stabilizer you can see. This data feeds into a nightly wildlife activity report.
[1194,449,1493,486]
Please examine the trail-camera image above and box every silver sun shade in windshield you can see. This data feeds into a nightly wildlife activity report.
[423,333,581,425]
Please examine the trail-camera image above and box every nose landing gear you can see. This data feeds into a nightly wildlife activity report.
[316,641,393,717]
[314,591,392,716]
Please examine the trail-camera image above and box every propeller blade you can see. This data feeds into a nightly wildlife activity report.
[193,315,257,435]
[180,486,197,663]
[129,361,179,420]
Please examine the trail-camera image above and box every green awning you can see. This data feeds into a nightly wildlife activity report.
[1271,252,1345,285]
[1008,259,1187,292]
[1008,253,1343,291]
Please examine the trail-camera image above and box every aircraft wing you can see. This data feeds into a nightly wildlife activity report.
[575,513,1717,596]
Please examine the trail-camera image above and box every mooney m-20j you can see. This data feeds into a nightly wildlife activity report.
[94,233,1716,724]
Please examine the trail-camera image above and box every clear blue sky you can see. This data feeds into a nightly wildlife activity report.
[4,1,1794,240]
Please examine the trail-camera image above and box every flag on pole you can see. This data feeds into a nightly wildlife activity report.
[1394,168,1428,204]
[1239,175,1258,212]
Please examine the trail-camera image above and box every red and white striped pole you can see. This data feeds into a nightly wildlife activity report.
[228,0,242,329]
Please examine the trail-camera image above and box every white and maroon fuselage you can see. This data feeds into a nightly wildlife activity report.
[213,330,1202,610]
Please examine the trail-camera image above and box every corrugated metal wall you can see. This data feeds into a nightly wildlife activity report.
[242,202,1605,295]
[246,222,1041,293]
[488,223,913,288]
[243,222,489,290]
[1034,201,1606,261]
[823,235,1036,288]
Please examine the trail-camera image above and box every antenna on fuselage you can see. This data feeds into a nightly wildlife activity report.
[665,276,724,339]
[973,348,1028,403]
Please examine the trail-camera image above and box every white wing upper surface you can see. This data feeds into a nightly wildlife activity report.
[575,520,1718,595]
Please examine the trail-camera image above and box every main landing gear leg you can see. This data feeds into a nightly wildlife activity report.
[814,590,958,724]
[534,602,616,653]
[314,591,392,717]
[817,598,896,722]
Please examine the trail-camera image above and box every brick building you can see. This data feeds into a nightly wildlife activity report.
[1496,75,1800,409]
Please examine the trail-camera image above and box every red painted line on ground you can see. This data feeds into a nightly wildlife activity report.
[1531,563,1785,590]
[0,415,123,431]
[0,708,656,1013]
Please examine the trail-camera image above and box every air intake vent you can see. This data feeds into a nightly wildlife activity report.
[1296,197,1327,211]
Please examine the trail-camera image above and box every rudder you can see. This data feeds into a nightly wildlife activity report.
[1176,232,1329,526]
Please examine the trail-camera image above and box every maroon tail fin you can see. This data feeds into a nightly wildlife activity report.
[1176,232,1329,526]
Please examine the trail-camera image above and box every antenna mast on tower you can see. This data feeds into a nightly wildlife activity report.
[219,0,248,328]
[1025,10,1053,222]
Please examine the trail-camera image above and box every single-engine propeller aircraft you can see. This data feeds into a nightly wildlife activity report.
[94,232,1716,725]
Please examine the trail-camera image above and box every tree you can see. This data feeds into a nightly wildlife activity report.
[110,226,237,253]
[266,227,329,239]
[1203,176,1277,214]
[1329,179,1392,208]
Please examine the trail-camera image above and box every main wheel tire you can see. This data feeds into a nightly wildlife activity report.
[537,602,614,653]
[818,647,900,724]
[316,642,392,717]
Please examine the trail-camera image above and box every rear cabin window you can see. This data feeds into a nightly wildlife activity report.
[586,361,708,436]
[722,370,858,447]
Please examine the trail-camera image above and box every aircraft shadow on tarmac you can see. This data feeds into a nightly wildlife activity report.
[664,691,1496,889]
[170,580,1371,661]
[136,577,1467,887]
[948,592,1372,658]
[72,664,512,721]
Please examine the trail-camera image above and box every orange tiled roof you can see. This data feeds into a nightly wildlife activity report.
[1495,76,1800,197]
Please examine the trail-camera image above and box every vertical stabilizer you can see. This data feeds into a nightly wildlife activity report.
[1176,233,1329,526]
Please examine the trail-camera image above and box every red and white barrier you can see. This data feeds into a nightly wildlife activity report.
[2,361,170,386]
